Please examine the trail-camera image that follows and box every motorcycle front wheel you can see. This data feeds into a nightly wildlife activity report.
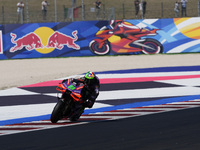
[89,40,110,55]
[141,38,163,54]
[50,100,65,123]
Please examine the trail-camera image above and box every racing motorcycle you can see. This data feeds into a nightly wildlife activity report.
[89,25,163,55]
[50,78,85,123]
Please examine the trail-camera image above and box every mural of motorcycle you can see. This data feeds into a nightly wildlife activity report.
[89,21,163,55]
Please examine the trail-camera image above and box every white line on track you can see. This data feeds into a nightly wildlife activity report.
[0,99,200,136]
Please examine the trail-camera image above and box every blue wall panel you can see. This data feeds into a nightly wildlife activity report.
[0,18,200,59]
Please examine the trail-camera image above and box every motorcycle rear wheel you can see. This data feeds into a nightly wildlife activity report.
[50,100,65,123]
[69,107,85,122]
[141,38,163,54]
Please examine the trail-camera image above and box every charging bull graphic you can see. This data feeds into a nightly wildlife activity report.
[46,30,80,50]
[10,30,80,53]
[10,33,44,52]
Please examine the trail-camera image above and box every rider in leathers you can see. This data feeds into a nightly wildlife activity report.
[63,71,100,108]
[109,20,141,39]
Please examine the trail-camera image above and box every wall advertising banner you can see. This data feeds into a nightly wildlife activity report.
[0,17,200,59]
[0,30,3,54]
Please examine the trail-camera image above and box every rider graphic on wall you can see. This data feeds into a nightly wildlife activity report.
[109,20,141,37]
[89,20,163,55]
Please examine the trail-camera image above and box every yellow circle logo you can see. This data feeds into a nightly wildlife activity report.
[174,18,200,39]
[34,27,55,54]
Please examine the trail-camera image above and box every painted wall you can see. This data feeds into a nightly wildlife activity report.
[0,17,200,59]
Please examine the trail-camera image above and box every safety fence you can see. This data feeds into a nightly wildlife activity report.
[0,0,200,24]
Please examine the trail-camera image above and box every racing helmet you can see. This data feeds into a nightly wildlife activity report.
[84,71,96,86]
[109,20,123,29]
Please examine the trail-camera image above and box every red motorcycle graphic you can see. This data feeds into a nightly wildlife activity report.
[89,21,163,55]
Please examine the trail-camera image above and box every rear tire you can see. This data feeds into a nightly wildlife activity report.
[69,107,84,122]
[141,38,163,54]
[50,100,65,123]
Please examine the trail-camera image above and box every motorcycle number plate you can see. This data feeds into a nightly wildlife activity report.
[67,85,76,91]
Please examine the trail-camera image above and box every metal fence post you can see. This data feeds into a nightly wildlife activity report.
[20,10,23,24]
[82,0,84,20]
[198,0,200,16]
[108,7,115,20]
[141,0,143,19]
[72,7,74,22]
[54,0,57,22]
[161,2,163,18]
[26,0,29,23]
[112,7,115,20]
[2,6,5,24]
[123,3,125,19]
[72,0,76,8]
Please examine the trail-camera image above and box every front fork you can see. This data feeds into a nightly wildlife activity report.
[95,38,108,49]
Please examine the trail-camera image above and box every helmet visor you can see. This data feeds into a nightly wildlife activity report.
[85,72,95,79]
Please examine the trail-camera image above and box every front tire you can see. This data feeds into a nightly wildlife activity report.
[50,100,65,123]
[89,40,110,55]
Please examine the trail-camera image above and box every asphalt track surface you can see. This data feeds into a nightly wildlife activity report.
[0,107,200,150]
[1,66,200,149]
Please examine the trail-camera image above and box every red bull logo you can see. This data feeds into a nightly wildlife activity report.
[46,30,80,50]
[10,32,44,52]
[10,27,80,54]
